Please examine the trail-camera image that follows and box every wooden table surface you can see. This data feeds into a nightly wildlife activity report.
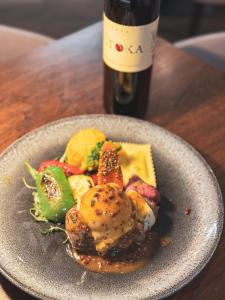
[0,22,224,300]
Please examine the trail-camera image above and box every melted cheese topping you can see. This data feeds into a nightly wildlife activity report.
[119,143,156,187]
[79,184,135,254]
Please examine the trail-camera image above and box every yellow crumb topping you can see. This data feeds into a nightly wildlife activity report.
[66,128,105,167]
[119,143,156,187]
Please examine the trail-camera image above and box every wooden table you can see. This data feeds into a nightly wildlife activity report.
[0,22,224,300]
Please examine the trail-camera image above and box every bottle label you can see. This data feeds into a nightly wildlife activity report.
[103,14,159,73]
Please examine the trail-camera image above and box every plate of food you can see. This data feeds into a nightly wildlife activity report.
[0,115,223,300]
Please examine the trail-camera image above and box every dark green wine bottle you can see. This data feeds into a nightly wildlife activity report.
[103,0,160,118]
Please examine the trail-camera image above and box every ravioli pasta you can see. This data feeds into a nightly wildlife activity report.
[119,143,156,187]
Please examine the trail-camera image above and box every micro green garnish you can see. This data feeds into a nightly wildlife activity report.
[22,177,36,190]
[29,192,48,223]
[24,161,39,180]
[24,162,47,222]
[40,226,69,244]
[82,141,105,171]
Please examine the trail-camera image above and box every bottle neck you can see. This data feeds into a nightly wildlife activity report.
[104,0,160,26]
[107,0,158,8]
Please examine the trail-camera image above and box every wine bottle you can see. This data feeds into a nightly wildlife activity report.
[103,0,160,118]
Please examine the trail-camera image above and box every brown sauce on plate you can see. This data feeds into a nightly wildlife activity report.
[71,233,158,274]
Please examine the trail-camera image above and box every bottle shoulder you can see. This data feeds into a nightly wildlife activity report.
[104,0,160,26]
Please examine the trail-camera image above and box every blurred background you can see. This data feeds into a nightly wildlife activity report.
[0,0,225,70]
[0,0,225,40]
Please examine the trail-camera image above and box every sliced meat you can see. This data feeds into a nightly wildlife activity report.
[125,175,160,210]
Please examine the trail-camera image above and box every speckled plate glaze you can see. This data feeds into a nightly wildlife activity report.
[0,115,223,300]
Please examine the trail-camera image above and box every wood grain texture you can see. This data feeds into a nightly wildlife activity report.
[0,22,224,300]
[0,25,53,64]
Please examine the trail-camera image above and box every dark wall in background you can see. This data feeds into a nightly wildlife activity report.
[0,0,225,42]
[0,0,104,38]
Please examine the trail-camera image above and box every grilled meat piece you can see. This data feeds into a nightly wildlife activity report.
[114,223,145,250]
[66,177,159,257]
[66,205,146,257]
[126,175,160,210]
[66,206,96,254]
